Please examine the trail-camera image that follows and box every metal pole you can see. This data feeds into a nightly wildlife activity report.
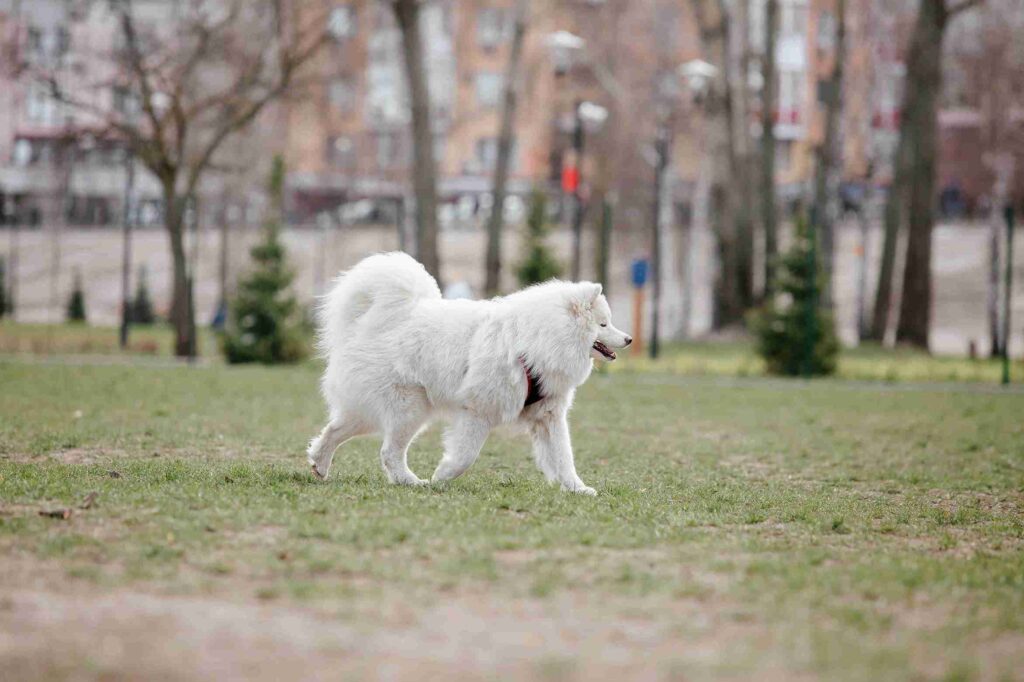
[597,198,612,295]
[119,153,135,349]
[570,101,584,281]
[216,199,229,327]
[187,195,199,360]
[650,127,669,360]
[8,209,18,319]
[1003,205,1015,386]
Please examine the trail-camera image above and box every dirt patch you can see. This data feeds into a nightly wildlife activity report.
[2,448,138,465]
[0,585,805,682]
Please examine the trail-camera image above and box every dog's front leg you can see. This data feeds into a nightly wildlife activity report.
[431,412,492,484]
[531,410,595,496]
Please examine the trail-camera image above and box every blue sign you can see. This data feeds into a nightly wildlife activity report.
[631,258,649,288]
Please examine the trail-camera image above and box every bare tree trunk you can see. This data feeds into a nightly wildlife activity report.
[484,0,528,297]
[869,132,908,341]
[163,180,194,358]
[760,0,779,297]
[869,0,981,347]
[393,0,441,285]
[812,0,845,307]
[692,0,744,328]
[987,155,1013,355]
[731,0,755,308]
[895,0,977,349]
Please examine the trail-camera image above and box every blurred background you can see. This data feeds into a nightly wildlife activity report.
[0,0,1021,373]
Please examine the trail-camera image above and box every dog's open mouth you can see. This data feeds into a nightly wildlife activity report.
[592,341,617,361]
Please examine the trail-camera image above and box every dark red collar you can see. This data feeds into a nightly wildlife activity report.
[518,356,544,408]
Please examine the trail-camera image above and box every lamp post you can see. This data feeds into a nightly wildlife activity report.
[1003,205,1015,386]
[545,31,607,281]
[650,122,669,360]
[566,100,608,281]
[646,61,716,359]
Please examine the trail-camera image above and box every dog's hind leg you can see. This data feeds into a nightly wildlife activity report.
[431,412,491,484]
[307,413,365,480]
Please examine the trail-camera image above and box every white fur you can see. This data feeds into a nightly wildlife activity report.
[307,252,631,495]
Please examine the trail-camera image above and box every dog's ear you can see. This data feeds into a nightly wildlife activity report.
[570,282,602,319]
[581,282,602,302]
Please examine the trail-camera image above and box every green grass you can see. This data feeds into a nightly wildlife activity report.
[4,320,1019,385]
[1,360,1023,679]
[0,321,220,358]
[613,339,1023,384]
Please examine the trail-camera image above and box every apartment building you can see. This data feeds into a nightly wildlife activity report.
[1,0,1002,233]
[281,0,699,224]
[0,0,170,228]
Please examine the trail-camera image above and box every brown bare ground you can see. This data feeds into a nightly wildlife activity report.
[0,582,804,682]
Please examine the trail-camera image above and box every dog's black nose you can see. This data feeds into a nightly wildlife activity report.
[624,336,632,346]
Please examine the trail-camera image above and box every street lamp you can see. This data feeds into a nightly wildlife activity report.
[565,99,608,281]
[678,59,718,102]
[545,30,584,76]
[545,30,610,281]
[647,61,719,359]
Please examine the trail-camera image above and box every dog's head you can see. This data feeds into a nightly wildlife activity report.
[569,282,632,361]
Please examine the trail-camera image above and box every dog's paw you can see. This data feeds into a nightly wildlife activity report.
[391,473,428,487]
[565,484,597,496]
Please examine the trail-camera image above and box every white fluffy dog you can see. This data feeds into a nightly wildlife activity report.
[307,252,631,494]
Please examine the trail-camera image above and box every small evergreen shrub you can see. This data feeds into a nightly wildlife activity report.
[222,157,307,364]
[66,269,87,323]
[131,265,156,325]
[754,214,838,376]
[516,190,562,287]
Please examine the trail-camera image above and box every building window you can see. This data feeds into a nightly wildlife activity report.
[26,26,43,60]
[778,69,804,124]
[55,26,70,58]
[474,137,498,172]
[326,135,356,169]
[780,0,808,37]
[12,138,34,166]
[750,1,766,52]
[328,5,356,40]
[376,132,402,169]
[477,8,508,50]
[475,72,502,108]
[112,86,141,119]
[816,10,836,50]
[328,78,356,111]
[26,82,59,124]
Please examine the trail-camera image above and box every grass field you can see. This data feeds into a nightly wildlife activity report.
[1,359,1023,680]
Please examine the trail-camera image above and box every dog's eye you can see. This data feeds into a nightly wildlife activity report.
[600,323,607,327]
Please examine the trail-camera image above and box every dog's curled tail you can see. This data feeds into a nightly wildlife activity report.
[316,251,441,356]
